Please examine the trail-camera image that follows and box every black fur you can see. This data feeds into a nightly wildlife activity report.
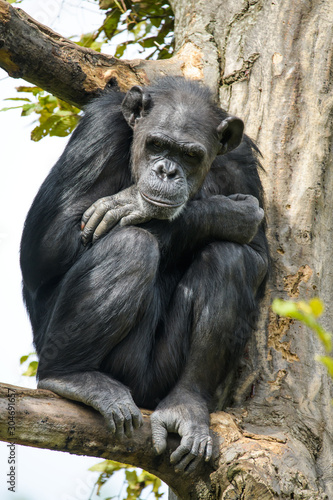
[20,77,269,472]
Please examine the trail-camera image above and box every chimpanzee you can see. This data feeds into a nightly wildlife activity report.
[20,77,268,473]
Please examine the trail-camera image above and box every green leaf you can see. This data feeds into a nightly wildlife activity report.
[272,298,333,354]
[21,103,38,116]
[150,17,162,28]
[114,43,128,58]
[309,297,324,317]
[49,115,79,137]
[3,97,31,102]
[113,0,126,13]
[89,460,164,499]
[31,123,52,142]
[139,37,159,48]
[271,298,304,320]
[20,352,36,365]
[99,0,113,9]
[57,99,79,113]
[0,106,25,112]
[22,361,38,377]
[76,32,105,52]
[89,459,131,474]
[125,469,138,484]
[103,11,122,39]
[30,111,79,141]
[16,86,44,96]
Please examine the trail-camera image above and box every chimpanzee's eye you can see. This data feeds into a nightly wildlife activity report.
[151,139,164,150]
[185,151,197,158]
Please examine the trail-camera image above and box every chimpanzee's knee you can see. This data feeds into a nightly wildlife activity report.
[91,226,160,281]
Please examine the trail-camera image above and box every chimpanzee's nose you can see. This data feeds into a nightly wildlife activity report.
[153,161,180,180]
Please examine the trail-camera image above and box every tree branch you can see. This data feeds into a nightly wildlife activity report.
[0,1,203,108]
[1,383,326,499]
[0,383,215,497]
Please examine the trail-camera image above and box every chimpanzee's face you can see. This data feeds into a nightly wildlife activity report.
[135,132,211,217]
[130,105,221,220]
[121,84,244,221]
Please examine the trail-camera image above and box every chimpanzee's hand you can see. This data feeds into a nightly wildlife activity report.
[226,193,264,244]
[150,390,213,474]
[81,186,151,244]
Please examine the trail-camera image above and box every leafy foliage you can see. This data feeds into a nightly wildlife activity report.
[1,1,174,140]
[89,460,164,499]
[272,298,333,377]
[20,352,38,377]
[75,32,105,53]
[95,0,174,60]
[0,86,80,141]
[73,1,174,59]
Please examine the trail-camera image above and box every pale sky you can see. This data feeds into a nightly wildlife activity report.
[0,1,167,499]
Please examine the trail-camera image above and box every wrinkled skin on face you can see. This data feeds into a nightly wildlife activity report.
[81,86,244,244]
[133,124,211,220]
[128,85,243,221]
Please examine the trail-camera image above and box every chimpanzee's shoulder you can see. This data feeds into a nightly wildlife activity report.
[202,135,264,200]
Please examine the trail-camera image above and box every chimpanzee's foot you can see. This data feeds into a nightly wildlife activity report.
[38,372,143,439]
[150,389,213,474]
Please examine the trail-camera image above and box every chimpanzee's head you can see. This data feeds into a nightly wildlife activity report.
[122,77,244,220]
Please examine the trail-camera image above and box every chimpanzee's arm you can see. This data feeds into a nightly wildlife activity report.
[20,167,102,292]
[21,92,133,293]
[170,193,264,249]
[20,196,84,292]
[81,187,264,249]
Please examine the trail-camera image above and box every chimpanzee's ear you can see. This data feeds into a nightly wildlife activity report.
[121,86,152,128]
[217,116,244,154]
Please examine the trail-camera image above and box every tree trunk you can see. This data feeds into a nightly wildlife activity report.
[171,0,333,497]
[0,0,332,498]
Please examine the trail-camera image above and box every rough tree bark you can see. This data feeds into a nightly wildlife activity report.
[0,0,332,498]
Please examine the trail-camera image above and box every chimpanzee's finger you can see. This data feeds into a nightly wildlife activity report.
[173,437,200,473]
[121,407,134,439]
[102,413,116,434]
[81,203,97,230]
[228,193,253,202]
[204,436,213,461]
[170,435,194,467]
[119,210,149,227]
[131,406,143,429]
[182,439,207,474]
[92,210,120,243]
[81,201,114,243]
[151,416,168,455]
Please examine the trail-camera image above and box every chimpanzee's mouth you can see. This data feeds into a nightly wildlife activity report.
[140,192,184,208]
